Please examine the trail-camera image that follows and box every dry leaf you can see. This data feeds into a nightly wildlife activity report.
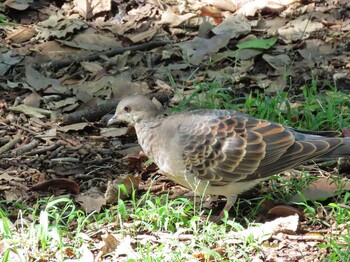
[58,30,121,51]
[178,14,251,65]
[278,17,324,43]
[4,0,30,10]
[100,127,128,137]
[9,104,51,118]
[96,233,120,261]
[64,244,94,262]
[76,187,106,212]
[25,65,64,92]
[5,188,28,202]
[0,51,24,76]
[262,54,291,70]
[0,173,24,181]
[48,97,79,110]
[5,26,36,43]
[104,174,141,204]
[128,27,159,43]
[114,235,139,260]
[58,123,89,132]
[37,17,88,40]
[159,9,197,27]
[289,177,350,203]
[23,92,41,107]
[80,62,104,73]
[267,205,305,220]
[30,178,80,194]
[234,0,299,16]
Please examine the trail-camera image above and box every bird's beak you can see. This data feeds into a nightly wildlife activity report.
[107,114,119,126]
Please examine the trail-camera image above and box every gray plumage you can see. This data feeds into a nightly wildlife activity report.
[108,95,350,219]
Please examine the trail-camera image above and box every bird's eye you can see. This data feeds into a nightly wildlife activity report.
[124,106,131,112]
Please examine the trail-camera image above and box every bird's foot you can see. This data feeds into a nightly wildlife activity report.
[202,195,219,208]
[206,195,237,223]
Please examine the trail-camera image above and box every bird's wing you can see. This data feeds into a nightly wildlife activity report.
[178,110,343,185]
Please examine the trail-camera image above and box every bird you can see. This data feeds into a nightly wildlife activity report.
[108,95,350,220]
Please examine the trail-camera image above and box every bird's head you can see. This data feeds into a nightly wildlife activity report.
[108,95,161,126]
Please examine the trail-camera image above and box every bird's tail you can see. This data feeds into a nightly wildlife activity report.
[292,129,350,160]
[320,137,350,159]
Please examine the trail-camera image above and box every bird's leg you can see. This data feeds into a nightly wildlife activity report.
[202,195,219,208]
[210,195,237,222]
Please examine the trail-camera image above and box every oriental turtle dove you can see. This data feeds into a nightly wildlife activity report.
[108,95,350,220]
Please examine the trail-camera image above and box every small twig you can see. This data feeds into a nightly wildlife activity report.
[13,139,40,156]
[47,157,81,163]
[0,136,22,155]
[25,141,61,156]
[153,232,194,242]
[9,180,30,191]
[62,98,120,125]
[83,157,113,165]
[0,137,10,146]
[337,203,350,210]
[285,234,326,241]
[48,145,64,159]
[138,183,166,193]
[12,123,38,136]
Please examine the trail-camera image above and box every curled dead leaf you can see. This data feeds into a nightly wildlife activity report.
[30,178,80,194]
[267,205,305,220]
[104,174,141,204]
[200,6,223,25]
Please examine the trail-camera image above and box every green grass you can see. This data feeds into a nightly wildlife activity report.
[0,193,263,261]
[174,80,350,131]
[0,15,15,26]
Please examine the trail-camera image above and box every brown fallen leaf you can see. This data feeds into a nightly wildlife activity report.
[5,26,36,43]
[289,177,350,203]
[104,174,141,204]
[58,123,90,132]
[9,104,51,118]
[123,151,148,172]
[30,178,80,194]
[95,233,120,261]
[200,6,223,25]
[64,244,94,262]
[5,188,28,202]
[267,205,305,220]
[193,246,226,262]
[76,187,106,213]
[100,127,128,137]
[23,92,41,108]
[0,173,25,182]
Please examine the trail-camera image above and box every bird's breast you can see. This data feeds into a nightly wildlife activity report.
[135,122,187,177]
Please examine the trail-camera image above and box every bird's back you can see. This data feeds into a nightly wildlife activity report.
[136,109,348,187]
